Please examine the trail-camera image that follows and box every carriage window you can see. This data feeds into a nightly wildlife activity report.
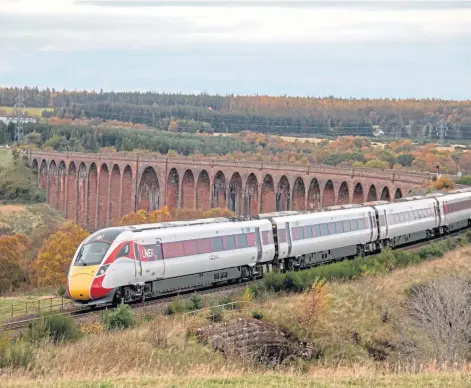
[343,220,351,231]
[320,224,328,236]
[278,229,286,243]
[399,213,405,222]
[414,210,418,219]
[335,222,344,233]
[364,217,369,228]
[183,240,198,256]
[197,238,211,254]
[225,235,236,249]
[297,227,305,240]
[328,223,335,234]
[351,219,358,231]
[212,236,224,251]
[304,226,312,238]
[357,218,364,230]
[237,234,248,248]
[313,225,320,237]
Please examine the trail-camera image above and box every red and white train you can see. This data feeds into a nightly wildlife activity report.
[67,188,471,307]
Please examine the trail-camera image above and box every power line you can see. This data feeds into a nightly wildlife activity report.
[436,120,448,145]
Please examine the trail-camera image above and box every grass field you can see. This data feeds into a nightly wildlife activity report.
[0,106,52,118]
[2,371,471,387]
[2,246,471,386]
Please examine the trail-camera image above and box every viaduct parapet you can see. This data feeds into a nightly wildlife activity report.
[27,150,432,229]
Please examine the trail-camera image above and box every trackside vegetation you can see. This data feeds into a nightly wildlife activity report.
[257,233,471,293]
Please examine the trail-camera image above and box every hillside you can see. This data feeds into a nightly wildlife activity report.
[2,241,471,387]
[1,87,471,140]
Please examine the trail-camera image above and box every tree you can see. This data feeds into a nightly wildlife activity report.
[0,234,28,294]
[35,222,90,286]
[404,277,471,363]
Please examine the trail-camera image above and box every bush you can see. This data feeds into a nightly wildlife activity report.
[186,294,204,311]
[0,335,33,368]
[163,298,187,315]
[208,306,224,322]
[28,312,81,343]
[252,311,264,320]
[101,304,135,331]
[57,285,66,297]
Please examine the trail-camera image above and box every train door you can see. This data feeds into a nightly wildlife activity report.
[133,242,143,279]
[155,238,165,277]
[383,210,389,238]
[255,227,262,261]
[285,222,293,257]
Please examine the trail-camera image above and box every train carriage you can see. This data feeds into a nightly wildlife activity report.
[431,191,471,233]
[373,197,439,248]
[268,206,378,270]
[68,219,275,306]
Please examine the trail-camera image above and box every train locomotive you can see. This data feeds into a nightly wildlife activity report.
[67,189,471,307]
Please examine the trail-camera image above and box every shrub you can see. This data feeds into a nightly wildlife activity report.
[28,312,81,343]
[57,285,66,297]
[164,298,187,315]
[101,304,135,331]
[0,336,33,368]
[252,311,264,320]
[208,306,224,322]
[186,294,204,311]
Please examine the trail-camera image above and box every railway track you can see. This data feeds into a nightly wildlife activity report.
[0,277,260,331]
[2,227,469,332]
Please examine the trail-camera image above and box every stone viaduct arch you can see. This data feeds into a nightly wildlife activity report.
[27,150,432,229]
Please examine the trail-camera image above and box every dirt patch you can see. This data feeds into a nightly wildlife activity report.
[0,205,26,214]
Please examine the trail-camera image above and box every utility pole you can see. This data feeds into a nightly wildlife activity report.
[436,120,448,145]
[13,95,25,143]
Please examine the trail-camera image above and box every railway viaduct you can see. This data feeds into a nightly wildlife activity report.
[26,150,433,230]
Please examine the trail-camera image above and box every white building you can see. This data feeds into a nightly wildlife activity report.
[0,116,37,125]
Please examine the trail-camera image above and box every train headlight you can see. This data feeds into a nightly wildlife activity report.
[97,264,110,276]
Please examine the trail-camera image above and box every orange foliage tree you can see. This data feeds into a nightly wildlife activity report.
[35,222,90,286]
[0,234,29,294]
[117,207,235,226]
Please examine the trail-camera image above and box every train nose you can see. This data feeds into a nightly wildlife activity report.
[68,266,99,300]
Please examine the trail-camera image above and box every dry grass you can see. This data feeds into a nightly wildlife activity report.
[2,247,471,386]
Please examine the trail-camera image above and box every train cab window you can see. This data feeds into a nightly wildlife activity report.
[117,243,130,257]
[237,234,248,248]
[335,222,344,233]
[343,220,351,232]
[320,224,328,236]
[225,235,236,249]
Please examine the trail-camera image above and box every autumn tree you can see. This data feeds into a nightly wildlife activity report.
[35,221,90,286]
[0,234,29,294]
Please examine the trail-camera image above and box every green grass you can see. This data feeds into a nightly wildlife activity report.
[0,148,12,165]
[1,373,471,387]
[0,106,52,118]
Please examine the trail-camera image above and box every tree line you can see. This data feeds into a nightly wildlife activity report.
[2,87,471,139]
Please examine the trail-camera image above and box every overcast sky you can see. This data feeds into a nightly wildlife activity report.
[1,0,470,99]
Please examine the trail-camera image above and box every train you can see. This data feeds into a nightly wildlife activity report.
[66,188,471,307]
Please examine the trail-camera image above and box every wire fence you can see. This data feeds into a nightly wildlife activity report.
[0,296,78,323]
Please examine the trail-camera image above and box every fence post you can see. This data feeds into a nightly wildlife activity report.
[11,304,13,318]
[26,302,28,315]
[38,300,40,314]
